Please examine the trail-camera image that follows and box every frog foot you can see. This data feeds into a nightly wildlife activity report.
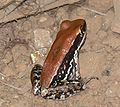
[81,76,99,90]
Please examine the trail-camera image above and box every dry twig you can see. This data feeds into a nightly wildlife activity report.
[0,0,15,10]
[0,0,81,27]
[0,72,6,77]
[82,6,106,16]
[6,0,28,16]
[0,80,22,91]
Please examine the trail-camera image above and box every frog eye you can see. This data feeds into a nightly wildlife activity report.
[81,21,87,34]
[78,22,86,38]
[77,29,86,38]
[82,21,86,31]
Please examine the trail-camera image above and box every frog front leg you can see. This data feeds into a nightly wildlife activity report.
[31,64,42,95]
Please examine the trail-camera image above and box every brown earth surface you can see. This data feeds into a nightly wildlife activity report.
[0,0,120,107]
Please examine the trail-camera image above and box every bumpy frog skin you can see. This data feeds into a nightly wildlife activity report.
[31,19,98,100]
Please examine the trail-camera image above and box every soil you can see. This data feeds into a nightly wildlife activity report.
[0,0,120,107]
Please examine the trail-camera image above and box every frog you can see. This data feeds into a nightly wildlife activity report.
[30,19,98,100]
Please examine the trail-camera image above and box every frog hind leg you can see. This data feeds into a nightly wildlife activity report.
[31,64,42,95]
[41,78,85,100]
[42,77,98,100]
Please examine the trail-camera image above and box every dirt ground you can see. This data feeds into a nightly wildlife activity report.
[0,0,120,107]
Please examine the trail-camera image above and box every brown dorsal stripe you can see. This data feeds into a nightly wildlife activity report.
[41,19,86,88]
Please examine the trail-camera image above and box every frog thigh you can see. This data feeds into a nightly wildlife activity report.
[42,79,84,100]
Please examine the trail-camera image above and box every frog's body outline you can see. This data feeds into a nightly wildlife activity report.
[31,19,98,100]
